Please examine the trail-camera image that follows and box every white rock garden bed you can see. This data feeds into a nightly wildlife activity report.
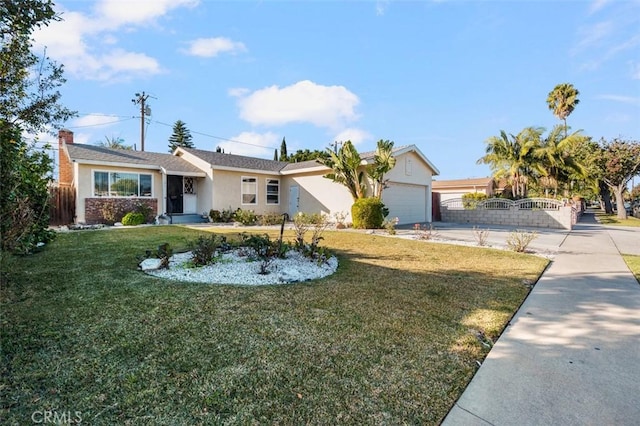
[140,249,338,285]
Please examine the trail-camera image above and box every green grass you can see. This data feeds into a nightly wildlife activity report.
[622,255,640,283]
[1,226,548,425]
[595,211,640,227]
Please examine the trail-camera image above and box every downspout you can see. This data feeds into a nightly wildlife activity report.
[160,167,170,224]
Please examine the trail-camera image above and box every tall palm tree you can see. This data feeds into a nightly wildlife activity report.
[368,139,397,198]
[533,125,587,197]
[546,83,580,137]
[98,135,132,150]
[477,127,542,198]
[319,140,366,200]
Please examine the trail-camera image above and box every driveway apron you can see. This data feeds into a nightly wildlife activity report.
[442,213,640,425]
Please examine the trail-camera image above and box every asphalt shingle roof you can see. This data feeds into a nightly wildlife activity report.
[66,144,203,174]
[180,148,290,172]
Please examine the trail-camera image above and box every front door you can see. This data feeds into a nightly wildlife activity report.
[289,185,299,216]
[167,175,183,214]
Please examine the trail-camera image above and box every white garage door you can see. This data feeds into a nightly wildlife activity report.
[382,183,428,224]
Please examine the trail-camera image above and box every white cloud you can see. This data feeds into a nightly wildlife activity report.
[73,114,124,128]
[332,128,371,146]
[571,21,612,56]
[32,0,197,81]
[631,62,640,80]
[217,131,280,158]
[376,1,389,16]
[228,87,250,98]
[182,37,246,57]
[236,80,360,129]
[95,0,199,27]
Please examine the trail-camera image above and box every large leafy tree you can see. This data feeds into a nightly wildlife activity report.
[547,83,580,137]
[1,0,74,254]
[167,119,194,152]
[287,149,329,163]
[368,139,396,198]
[532,125,587,197]
[593,138,640,219]
[319,140,366,200]
[477,127,542,198]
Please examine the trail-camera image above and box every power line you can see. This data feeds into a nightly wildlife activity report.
[153,120,280,150]
[66,117,136,129]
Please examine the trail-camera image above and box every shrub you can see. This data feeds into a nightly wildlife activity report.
[240,233,282,274]
[121,212,145,226]
[189,234,223,266]
[134,202,154,223]
[101,199,126,225]
[156,243,172,269]
[506,230,538,252]
[414,223,438,240]
[383,217,399,235]
[472,226,490,246]
[234,208,258,225]
[209,210,222,222]
[351,197,385,229]
[259,213,284,226]
[462,192,488,209]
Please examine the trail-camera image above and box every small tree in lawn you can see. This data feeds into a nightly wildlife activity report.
[168,120,194,152]
[594,138,640,220]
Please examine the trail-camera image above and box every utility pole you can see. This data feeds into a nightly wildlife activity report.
[132,92,150,151]
[330,140,343,154]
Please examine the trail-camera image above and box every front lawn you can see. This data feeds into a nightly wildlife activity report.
[1,226,547,425]
[595,211,640,227]
[623,255,640,283]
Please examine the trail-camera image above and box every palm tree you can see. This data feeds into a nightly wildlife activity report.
[98,135,132,150]
[368,139,397,198]
[533,125,587,197]
[477,127,542,198]
[319,140,366,200]
[546,83,580,137]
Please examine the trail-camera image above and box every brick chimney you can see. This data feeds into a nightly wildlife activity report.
[58,129,74,187]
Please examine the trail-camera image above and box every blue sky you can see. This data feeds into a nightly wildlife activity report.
[33,0,640,180]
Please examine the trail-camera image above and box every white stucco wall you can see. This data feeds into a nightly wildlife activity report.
[210,169,283,215]
[285,171,355,221]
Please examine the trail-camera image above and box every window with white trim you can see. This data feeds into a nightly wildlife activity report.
[93,171,152,197]
[266,178,279,205]
[241,176,257,205]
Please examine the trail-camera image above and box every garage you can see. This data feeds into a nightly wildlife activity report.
[382,182,429,224]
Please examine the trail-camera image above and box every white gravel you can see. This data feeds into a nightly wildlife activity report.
[141,249,338,285]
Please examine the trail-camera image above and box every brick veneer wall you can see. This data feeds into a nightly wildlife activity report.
[440,206,575,229]
[58,129,74,187]
[85,198,158,224]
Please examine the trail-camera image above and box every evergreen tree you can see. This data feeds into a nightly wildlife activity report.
[273,149,278,161]
[168,120,194,152]
[279,137,288,161]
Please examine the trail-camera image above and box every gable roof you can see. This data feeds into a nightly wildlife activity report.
[178,147,289,173]
[65,144,205,175]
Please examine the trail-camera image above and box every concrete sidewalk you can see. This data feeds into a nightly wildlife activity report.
[442,213,640,425]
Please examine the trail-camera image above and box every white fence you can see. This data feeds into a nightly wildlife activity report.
[440,198,580,229]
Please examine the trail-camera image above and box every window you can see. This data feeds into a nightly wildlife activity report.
[93,171,153,197]
[241,176,257,204]
[266,178,279,205]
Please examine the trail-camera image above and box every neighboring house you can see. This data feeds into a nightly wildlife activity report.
[432,177,498,202]
[58,130,440,225]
